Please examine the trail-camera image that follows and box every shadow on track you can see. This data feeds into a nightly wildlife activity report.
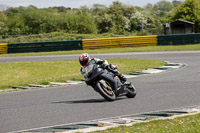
[52,98,125,104]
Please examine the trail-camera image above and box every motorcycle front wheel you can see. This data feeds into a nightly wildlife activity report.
[126,84,137,98]
[95,80,116,101]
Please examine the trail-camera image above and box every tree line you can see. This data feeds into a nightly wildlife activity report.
[0,0,200,36]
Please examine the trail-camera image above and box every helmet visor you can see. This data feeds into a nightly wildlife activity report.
[80,57,89,66]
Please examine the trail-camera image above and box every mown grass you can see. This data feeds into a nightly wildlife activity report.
[0,44,200,57]
[0,59,166,90]
[91,113,200,133]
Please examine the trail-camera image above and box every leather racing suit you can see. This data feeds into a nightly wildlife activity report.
[80,58,127,83]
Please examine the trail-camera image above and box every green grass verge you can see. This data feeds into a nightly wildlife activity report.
[0,44,200,57]
[91,113,200,133]
[0,58,166,90]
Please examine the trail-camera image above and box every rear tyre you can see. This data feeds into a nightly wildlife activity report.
[126,84,136,98]
[95,81,116,101]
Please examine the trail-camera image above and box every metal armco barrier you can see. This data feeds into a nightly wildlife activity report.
[157,33,200,45]
[82,35,157,49]
[0,43,8,54]
[1,33,200,54]
[7,40,82,53]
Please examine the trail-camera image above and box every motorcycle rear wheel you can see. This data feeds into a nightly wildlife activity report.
[95,80,116,101]
[126,84,137,98]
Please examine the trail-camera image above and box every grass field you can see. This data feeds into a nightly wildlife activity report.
[91,113,200,133]
[0,44,200,57]
[1,44,199,90]
[0,59,166,90]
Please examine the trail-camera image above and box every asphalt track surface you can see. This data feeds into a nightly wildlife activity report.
[0,51,200,133]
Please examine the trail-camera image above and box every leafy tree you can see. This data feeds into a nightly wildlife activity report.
[105,1,137,33]
[131,11,147,31]
[2,1,192,36]
[59,13,97,34]
[6,6,61,35]
[130,18,137,32]
[79,6,91,14]
[92,4,107,14]
[22,7,59,34]
[172,0,183,7]
[52,6,71,13]
[153,0,174,17]
[107,1,126,33]
[5,6,35,17]
[154,0,173,12]
[95,13,113,33]
[172,0,200,32]
[6,14,25,35]
[0,12,8,35]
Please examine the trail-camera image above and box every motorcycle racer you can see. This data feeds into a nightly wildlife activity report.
[79,53,128,84]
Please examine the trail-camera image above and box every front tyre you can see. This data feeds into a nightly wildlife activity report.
[126,84,137,98]
[95,81,116,101]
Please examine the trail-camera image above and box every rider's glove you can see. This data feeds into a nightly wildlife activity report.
[102,63,108,69]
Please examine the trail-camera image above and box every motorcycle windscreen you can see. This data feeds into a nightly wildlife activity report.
[84,64,94,78]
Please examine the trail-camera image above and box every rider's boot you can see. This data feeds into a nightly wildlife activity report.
[118,73,131,85]
[118,73,127,83]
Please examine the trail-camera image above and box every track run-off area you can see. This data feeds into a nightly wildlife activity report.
[0,50,200,133]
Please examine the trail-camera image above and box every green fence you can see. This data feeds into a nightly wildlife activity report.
[157,33,200,45]
[7,40,82,53]
[1,33,200,54]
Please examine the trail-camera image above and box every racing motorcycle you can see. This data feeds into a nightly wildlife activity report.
[84,63,136,101]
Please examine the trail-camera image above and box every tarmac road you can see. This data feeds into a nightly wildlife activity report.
[0,51,200,133]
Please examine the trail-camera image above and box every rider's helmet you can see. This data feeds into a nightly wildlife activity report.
[79,53,91,67]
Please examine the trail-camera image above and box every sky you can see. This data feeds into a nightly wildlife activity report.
[0,0,182,8]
